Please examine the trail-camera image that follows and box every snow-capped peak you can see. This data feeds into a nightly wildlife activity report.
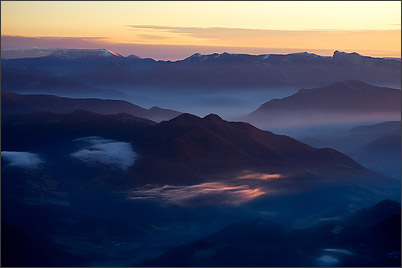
[288,52,323,58]
[187,52,237,61]
[48,49,122,59]
[185,53,208,61]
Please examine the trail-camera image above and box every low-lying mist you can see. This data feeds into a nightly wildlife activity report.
[114,86,299,120]
[252,112,402,136]
[1,151,44,170]
[71,136,138,170]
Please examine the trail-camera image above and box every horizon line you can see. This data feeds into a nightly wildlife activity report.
[1,47,401,61]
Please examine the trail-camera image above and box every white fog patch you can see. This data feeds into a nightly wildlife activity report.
[316,255,339,267]
[74,136,113,145]
[2,151,44,169]
[323,248,354,255]
[71,136,137,170]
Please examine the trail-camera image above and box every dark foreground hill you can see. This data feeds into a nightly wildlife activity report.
[2,110,379,188]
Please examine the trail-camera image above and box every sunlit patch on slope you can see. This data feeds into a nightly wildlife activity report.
[236,170,283,180]
[70,136,137,170]
[1,151,44,170]
[126,182,266,206]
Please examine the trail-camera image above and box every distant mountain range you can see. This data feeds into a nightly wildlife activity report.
[2,49,400,92]
[348,121,401,135]
[244,80,401,129]
[1,91,181,123]
[141,200,401,267]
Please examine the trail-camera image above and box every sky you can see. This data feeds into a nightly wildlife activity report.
[1,1,401,60]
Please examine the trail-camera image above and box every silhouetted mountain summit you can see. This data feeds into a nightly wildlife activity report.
[349,200,401,226]
[203,113,224,121]
[127,112,379,183]
[331,50,398,66]
[254,80,400,113]
[244,81,401,129]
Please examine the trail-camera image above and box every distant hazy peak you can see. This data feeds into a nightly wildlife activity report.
[127,54,141,59]
[298,80,395,94]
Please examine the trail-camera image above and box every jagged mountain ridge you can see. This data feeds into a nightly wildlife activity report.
[2,49,400,89]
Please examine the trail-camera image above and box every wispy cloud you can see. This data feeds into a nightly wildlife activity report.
[136,34,171,40]
[2,151,44,170]
[127,25,322,41]
[127,24,401,41]
[126,25,401,58]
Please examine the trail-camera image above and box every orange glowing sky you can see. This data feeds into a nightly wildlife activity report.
[1,1,401,60]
